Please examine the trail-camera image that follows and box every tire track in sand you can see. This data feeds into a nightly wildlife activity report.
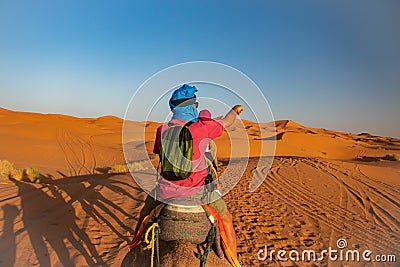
[299,158,400,234]
[259,157,400,255]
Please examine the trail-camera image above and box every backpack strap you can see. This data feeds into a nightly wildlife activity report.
[167,120,194,128]
[184,120,194,127]
[155,161,160,201]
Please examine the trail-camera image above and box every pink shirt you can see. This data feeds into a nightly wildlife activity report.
[153,118,223,199]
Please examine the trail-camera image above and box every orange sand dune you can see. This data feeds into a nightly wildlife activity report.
[218,119,400,160]
[0,107,399,266]
[1,108,398,178]
[0,108,157,178]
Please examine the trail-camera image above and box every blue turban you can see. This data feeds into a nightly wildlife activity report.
[169,84,199,122]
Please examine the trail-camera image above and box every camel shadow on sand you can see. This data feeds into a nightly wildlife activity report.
[3,173,142,267]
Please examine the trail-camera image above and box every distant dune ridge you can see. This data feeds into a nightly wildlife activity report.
[0,107,399,266]
[0,107,398,178]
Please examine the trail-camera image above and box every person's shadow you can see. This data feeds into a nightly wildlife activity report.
[10,178,106,267]
[0,204,19,266]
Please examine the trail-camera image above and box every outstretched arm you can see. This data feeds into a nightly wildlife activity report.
[221,105,244,127]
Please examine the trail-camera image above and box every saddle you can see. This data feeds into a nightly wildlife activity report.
[157,204,213,244]
[129,202,225,267]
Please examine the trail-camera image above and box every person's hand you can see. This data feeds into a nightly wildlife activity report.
[232,105,244,115]
[222,105,244,127]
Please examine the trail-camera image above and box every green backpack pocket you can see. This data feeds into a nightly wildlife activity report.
[159,122,194,181]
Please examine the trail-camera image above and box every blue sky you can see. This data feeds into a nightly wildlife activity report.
[0,1,399,137]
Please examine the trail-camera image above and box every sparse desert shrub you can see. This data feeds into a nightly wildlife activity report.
[383,154,400,161]
[129,161,146,171]
[23,167,41,183]
[0,160,14,178]
[10,169,23,181]
[108,164,130,174]
[0,160,42,183]
[108,161,148,174]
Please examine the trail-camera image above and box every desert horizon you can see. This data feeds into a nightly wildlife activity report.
[2,106,398,139]
[1,106,399,177]
[0,106,399,266]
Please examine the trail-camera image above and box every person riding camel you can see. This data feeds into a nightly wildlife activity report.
[132,84,244,260]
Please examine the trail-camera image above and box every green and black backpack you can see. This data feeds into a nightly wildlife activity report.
[159,121,194,181]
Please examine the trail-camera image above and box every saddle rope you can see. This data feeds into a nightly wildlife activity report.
[144,222,160,267]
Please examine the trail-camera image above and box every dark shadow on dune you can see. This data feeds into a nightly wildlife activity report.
[56,171,68,178]
[355,156,380,162]
[105,181,143,203]
[55,174,144,243]
[95,167,112,174]
[51,174,143,237]
[112,179,141,191]
[354,155,399,162]
[65,181,131,242]
[55,173,143,203]
[0,204,19,267]
[7,172,145,266]
[10,177,105,267]
[254,132,284,141]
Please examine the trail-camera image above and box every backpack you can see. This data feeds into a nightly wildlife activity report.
[159,121,194,181]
